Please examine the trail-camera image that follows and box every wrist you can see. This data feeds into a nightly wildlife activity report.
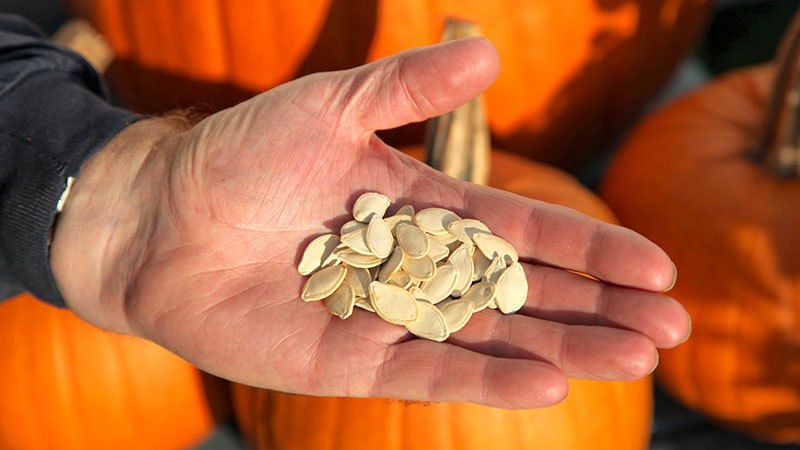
[49,116,190,331]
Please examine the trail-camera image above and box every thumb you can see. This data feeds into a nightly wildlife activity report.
[345,37,500,132]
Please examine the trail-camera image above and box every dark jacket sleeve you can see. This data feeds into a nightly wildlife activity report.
[0,14,142,307]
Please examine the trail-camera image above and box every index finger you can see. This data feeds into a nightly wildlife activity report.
[462,184,677,292]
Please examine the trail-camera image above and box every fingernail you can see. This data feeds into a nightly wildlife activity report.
[664,261,678,292]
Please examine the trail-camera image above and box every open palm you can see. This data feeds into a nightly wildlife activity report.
[54,38,689,408]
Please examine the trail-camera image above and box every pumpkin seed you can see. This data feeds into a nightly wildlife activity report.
[340,227,373,255]
[414,208,461,235]
[297,233,340,276]
[403,254,436,281]
[370,282,419,325]
[335,248,384,268]
[366,215,394,258]
[482,256,507,283]
[325,283,356,319]
[495,262,527,314]
[448,218,492,244]
[301,265,347,302]
[344,266,372,298]
[353,192,391,222]
[406,300,450,342]
[378,246,404,282]
[474,233,519,265]
[449,243,475,297]
[420,263,458,304]
[461,281,496,312]
[395,204,415,217]
[440,299,474,333]
[396,223,430,258]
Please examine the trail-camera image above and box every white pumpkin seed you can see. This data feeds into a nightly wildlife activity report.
[414,208,461,235]
[447,218,492,244]
[482,256,507,283]
[325,283,356,319]
[335,248,384,268]
[473,233,519,265]
[340,219,367,235]
[395,204,415,217]
[420,263,458,304]
[471,250,492,281]
[448,243,475,297]
[402,254,436,281]
[370,282,419,325]
[366,215,394,258]
[353,192,391,222]
[378,246,404,282]
[297,233,340,276]
[355,296,375,312]
[386,271,413,289]
[426,235,450,263]
[440,299,474,333]
[344,266,372,298]
[395,223,429,258]
[406,300,449,342]
[460,281,496,312]
[340,227,373,255]
[301,265,347,302]
[495,262,527,314]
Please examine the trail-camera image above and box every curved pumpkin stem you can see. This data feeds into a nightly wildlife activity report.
[759,10,800,177]
[424,18,491,185]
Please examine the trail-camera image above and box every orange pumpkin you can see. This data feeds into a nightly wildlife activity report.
[599,13,800,444]
[0,292,227,450]
[64,0,711,171]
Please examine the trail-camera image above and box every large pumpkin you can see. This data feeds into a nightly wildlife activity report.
[599,12,800,444]
[63,0,711,171]
[0,293,227,450]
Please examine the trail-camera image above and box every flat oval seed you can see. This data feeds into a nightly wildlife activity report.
[471,250,492,281]
[386,271,413,289]
[396,223,429,258]
[424,234,448,263]
[403,255,436,281]
[355,297,375,312]
[369,282,419,325]
[420,263,458,304]
[448,243,475,297]
[353,192,391,222]
[298,233,340,276]
[408,286,430,302]
[344,266,372,298]
[414,208,461,235]
[384,215,414,235]
[325,283,356,319]
[495,262,528,314]
[336,248,384,268]
[447,218,492,244]
[440,299,474,333]
[301,265,347,302]
[406,300,450,342]
[474,233,519,265]
[461,281,496,312]
[366,215,394,258]
[340,227,373,255]
[378,246,404,282]
[340,219,367,235]
[395,204,415,217]
[482,256,507,283]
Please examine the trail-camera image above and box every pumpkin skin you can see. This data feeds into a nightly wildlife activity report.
[64,0,711,171]
[0,293,225,450]
[231,148,654,450]
[599,63,800,443]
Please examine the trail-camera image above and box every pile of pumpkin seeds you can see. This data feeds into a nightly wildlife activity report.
[298,192,527,341]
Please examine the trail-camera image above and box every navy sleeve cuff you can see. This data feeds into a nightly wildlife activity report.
[0,14,142,306]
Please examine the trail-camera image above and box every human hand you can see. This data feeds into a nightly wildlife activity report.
[50,37,689,408]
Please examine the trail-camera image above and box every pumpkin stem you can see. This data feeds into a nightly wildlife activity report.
[424,18,491,185]
[759,10,800,177]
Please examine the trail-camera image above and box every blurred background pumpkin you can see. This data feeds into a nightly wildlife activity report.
[0,293,230,450]
[59,0,711,174]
